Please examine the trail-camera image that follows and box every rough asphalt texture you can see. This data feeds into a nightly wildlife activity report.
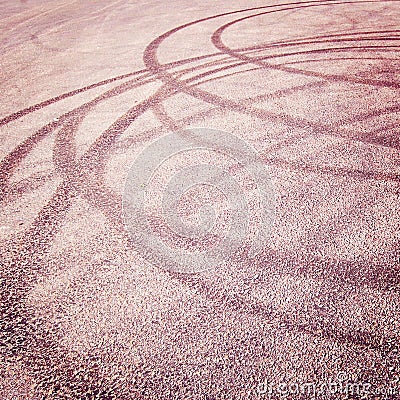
[1,0,400,399]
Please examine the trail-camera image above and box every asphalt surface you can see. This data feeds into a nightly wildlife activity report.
[1,0,400,399]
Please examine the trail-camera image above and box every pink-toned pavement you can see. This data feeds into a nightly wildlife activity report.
[1,0,400,399]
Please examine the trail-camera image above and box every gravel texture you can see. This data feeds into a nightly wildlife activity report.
[1,0,400,399]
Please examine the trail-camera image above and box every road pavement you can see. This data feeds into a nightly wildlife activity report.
[1,0,399,398]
